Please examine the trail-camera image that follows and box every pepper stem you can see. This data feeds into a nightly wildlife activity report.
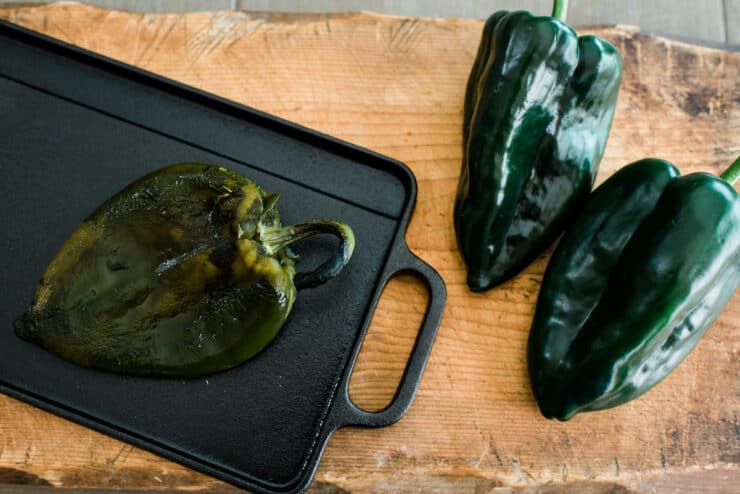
[551,0,568,21]
[259,219,355,289]
[720,156,740,185]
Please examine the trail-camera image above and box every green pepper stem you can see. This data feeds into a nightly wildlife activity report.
[551,0,568,21]
[259,219,355,289]
[720,156,740,185]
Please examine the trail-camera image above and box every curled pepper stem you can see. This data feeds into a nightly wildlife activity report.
[551,0,568,21]
[259,219,356,289]
[720,156,740,185]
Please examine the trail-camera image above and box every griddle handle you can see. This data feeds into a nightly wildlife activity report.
[331,246,446,429]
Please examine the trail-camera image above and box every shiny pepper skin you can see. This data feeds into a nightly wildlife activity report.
[15,164,355,378]
[455,11,622,291]
[528,159,740,420]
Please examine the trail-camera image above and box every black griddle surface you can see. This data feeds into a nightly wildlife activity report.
[0,20,445,494]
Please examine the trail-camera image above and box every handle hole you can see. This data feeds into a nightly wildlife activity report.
[349,273,429,412]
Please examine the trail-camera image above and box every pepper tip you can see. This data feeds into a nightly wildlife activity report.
[466,273,491,293]
[14,312,39,342]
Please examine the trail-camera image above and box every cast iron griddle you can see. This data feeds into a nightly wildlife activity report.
[0,20,446,494]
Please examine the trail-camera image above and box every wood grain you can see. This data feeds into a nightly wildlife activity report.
[0,4,738,493]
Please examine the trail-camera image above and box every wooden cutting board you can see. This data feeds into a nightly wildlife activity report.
[1,3,737,493]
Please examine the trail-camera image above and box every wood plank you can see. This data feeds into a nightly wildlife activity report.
[0,4,738,493]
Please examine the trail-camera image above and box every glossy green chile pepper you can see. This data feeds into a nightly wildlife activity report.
[528,158,740,420]
[15,164,355,378]
[455,2,622,291]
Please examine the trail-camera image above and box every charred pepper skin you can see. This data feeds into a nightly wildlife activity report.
[455,11,622,292]
[15,164,354,378]
[528,159,740,421]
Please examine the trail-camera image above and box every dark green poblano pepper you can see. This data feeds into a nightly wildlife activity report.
[455,0,622,291]
[15,164,355,378]
[528,157,740,421]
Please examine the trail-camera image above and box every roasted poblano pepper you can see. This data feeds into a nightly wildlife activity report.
[15,164,355,378]
[528,158,740,420]
[455,1,622,291]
